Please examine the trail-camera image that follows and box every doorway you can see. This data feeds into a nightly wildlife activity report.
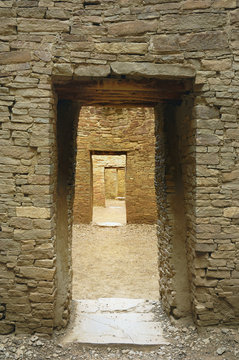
[54,77,194,332]
[92,152,127,225]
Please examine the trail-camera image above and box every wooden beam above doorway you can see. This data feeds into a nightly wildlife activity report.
[54,78,192,106]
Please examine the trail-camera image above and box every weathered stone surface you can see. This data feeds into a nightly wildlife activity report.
[197,133,220,146]
[17,7,46,18]
[0,51,31,65]
[111,62,195,78]
[194,105,219,119]
[230,10,239,27]
[159,13,226,32]
[18,267,55,281]
[197,153,220,165]
[213,0,237,8]
[226,129,239,139]
[53,64,73,76]
[18,19,69,32]
[108,20,158,36]
[0,322,15,335]
[46,9,70,19]
[179,31,229,51]
[224,207,239,218]
[0,19,16,35]
[181,0,211,9]
[150,35,180,53]
[201,59,232,71]
[74,64,110,77]
[195,243,217,252]
[16,207,50,219]
[95,43,147,55]
[222,170,239,182]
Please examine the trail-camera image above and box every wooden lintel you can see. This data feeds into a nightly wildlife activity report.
[54,78,190,106]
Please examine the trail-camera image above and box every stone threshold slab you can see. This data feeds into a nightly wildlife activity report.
[94,222,124,227]
[62,298,169,346]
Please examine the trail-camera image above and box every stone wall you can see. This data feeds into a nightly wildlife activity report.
[73,106,157,224]
[0,0,239,335]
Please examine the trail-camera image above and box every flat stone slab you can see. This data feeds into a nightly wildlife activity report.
[62,298,169,345]
[95,222,123,227]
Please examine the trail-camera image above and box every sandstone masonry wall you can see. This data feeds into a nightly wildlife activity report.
[73,106,157,224]
[0,0,239,335]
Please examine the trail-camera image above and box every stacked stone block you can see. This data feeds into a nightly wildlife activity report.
[0,0,238,335]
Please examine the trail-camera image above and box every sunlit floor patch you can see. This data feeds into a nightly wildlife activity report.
[93,199,126,225]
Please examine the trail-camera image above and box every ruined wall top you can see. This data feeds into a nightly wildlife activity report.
[0,0,237,81]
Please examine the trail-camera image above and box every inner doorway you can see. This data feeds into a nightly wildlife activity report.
[92,152,127,226]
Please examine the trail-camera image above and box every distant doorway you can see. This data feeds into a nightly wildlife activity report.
[92,153,127,226]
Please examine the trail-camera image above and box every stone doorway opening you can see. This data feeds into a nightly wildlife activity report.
[54,76,195,340]
[91,152,127,226]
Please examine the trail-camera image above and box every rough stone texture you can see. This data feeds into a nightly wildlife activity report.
[111,62,195,79]
[0,0,239,336]
[73,107,157,224]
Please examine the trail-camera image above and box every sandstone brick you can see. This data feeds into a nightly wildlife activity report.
[181,0,211,9]
[108,20,158,36]
[111,62,195,78]
[0,51,31,65]
[95,43,147,55]
[231,9,239,25]
[207,270,231,279]
[16,207,50,219]
[0,322,15,335]
[18,266,55,281]
[197,133,220,146]
[159,13,226,32]
[29,293,55,303]
[213,0,237,7]
[0,19,16,35]
[74,64,110,77]
[46,9,70,19]
[195,243,217,252]
[179,31,229,51]
[211,251,235,259]
[226,129,239,140]
[16,7,46,18]
[197,153,219,165]
[201,59,232,71]
[18,19,69,33]
[224,207,239,218]
[194,277,218,287]
[150,35,180,53]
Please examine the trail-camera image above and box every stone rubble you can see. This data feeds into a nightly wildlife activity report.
[0,318,239,359]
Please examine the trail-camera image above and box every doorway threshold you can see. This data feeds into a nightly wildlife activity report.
[61,298,169,346]
[93,221,124,227]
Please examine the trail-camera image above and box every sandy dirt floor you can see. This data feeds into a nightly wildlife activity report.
[92,199,126,224]
[72,222,159,300]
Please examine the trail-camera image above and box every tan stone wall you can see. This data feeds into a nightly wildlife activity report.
[73,107,157,224]
[93,165,105,207]
[0,0,239,335]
